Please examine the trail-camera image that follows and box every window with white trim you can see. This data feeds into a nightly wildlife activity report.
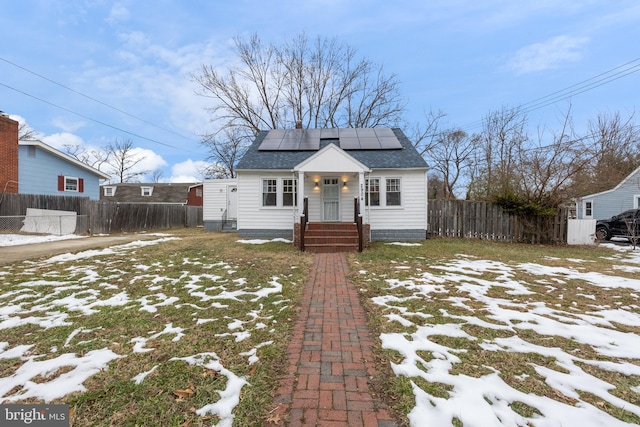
[283,179,297,206]
[103,186,116,196]
[141,186,154,196]
[262,179,277,206]
[365,178,380,206]
[65,177,79,192]
[583,200,593,218]
[386,178,401,206]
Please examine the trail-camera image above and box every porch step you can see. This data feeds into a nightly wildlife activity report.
[221,220,237,232]
[303,222,359,253]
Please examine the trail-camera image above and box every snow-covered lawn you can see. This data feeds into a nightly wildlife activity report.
[354,241,640,426]
[0,233,86,246]
[0,232,309,426]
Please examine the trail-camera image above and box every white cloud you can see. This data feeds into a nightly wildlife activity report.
[51,117,86,133]
[106,3,131,25]
[506,35,589,75]
[130,147,167,173]
[42,132,85,150]
[168,159,208,183]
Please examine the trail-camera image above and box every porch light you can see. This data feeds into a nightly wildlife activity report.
[343,181,347,187]
[315,181,319,188]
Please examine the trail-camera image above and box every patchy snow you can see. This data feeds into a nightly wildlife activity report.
[0,233,286,425]
[171,352,248,427]
[236,238,292,244]
[372,247,640,426]
[0,233,86,246]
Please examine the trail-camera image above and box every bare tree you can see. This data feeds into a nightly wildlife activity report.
[63,144,111,172]
[150,169,165,183]
[18,122,37,140]
[105,139,149,183]
[408,109,447,157]
[568,111,640,197]
[515,109,592,211]
[194,32,405,172]
[200,127,249,178]
[427,129,477,199]
[467,106,529,201]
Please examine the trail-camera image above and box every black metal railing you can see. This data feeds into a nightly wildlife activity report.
[354,197,363,252]
[300,197,308,251]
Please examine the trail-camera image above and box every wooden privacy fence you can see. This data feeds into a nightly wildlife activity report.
[0,193,91,216]
[89,202,202,234]
[427,199,568,244]
[0,193,202,235]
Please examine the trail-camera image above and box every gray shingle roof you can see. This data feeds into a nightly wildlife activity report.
[99,183,195,203]
[235,128,428,170]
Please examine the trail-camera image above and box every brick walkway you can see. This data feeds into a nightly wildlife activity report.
[271,253,397,427]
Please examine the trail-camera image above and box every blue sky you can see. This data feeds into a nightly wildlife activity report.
[1,1,638,182]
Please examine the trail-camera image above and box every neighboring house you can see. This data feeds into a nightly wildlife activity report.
[1,113,108,200]
[18,140,110,200]
[575,166,640,220]
[187,183,204,206]
[100,182,199,205]
[203,128,429,245]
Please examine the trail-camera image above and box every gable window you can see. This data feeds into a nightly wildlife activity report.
[262,179,277,206]
[583,200,593,218]
[27,146,36,157]
[141,186,154,197]
[366,178,380,206]
[386,178,401,206]
[103,186,116,197]
[283,179,297,206]
[196,188,203,197]
[58,175,84,193]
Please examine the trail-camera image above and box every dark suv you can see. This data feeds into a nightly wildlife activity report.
[595,209,640,240]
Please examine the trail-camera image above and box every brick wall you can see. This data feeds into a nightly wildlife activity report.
[0,115,19,193]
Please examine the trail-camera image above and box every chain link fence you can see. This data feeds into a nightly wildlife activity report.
[0,215,89,236]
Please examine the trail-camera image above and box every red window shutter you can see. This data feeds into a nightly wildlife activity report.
[79,178,84,193]
[58,175,64,191]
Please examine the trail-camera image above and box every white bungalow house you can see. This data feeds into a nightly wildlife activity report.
[575,166,640,220]
[203,128,428,251]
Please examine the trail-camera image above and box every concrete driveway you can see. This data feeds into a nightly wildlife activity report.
[0,234,160,265]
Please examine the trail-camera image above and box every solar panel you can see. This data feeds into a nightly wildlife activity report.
[359,137,381,149]
[339,137,360,149]
[320,129,339,139]
[377,137,402,149]
[258,128,401,150]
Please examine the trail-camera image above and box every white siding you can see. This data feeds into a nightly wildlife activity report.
[365,170,427,230]
[203,179,237,221]
[236,172,298,230]
[235,170,427,232]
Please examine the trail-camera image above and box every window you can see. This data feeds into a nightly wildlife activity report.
[65,177,79,192]
[584,200,593,218]
[283,179,297,206]
[27,146,36,157]
[103,186,116,197]
[141,186,154,197]
[386,178,401,206]
[262,179,277,206]
[58,175,84,193]
[196,188,203,197]
[366,178,380,206]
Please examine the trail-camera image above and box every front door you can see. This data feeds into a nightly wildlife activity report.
[322,178,340,221]
[227,186,238,219]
